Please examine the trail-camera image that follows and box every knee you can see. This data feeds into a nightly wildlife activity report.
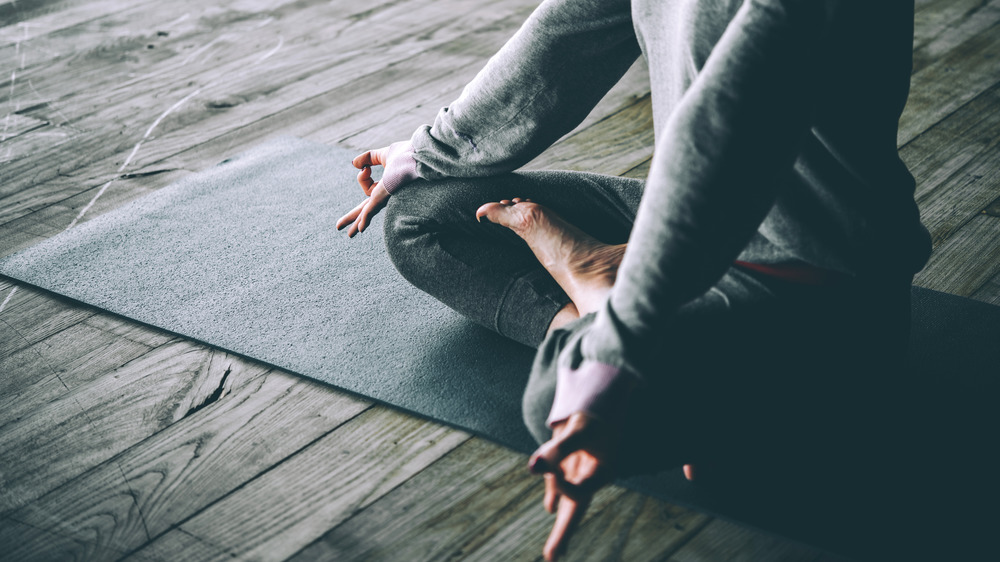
[521,327,569,445]
[522,374,554,446]
[382,182,451,286]
[382,189,423,279]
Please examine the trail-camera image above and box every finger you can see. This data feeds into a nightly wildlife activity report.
[543,473,559,514]
[352,146,390,169]
[336,199,368,231]
[357,166,375,196]
[531,424,592,471]
[355,187,389,234]
[547,464,602,504]
[543,495,589,561]
[352,150,371,169]
[354,198,374,235]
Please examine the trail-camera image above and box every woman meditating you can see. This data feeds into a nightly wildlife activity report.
[337,0,930,559]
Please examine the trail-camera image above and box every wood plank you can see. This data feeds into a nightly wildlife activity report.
[0,1,536,236]
[524,94,655,175]
[0,340,231,513]
[911,0,1000,73]
[0,0,305,104]
[288,437,710,562]
[904,82,1000,200]
[0,113,47,143]
[970,268,1000,305]
[285,437,545,561]
[3,362,370,561]
[667,519,826,562]
[898,19,1000,147]
[126,407,469,562]
[0,5,538,260]
[0,281,96,357]
[0,0,529,201]
[570,494,712,562]
[338,56,651,154]
[913,214,1000,296]
[0,515,134,562]
[0,0,151,41]
[0,0,344,195]
[901,82,1000,246]
[80,312,177,348]
[0,319,157,429]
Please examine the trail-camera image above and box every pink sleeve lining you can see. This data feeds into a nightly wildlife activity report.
[547,360,637,427]
[379,141,419,195]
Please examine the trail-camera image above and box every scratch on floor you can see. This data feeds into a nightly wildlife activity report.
[182,36,226,66]
[164,13,191,29]
[27,80,74,128]
[0,286,18,315]
[8,70,16,112]
[63,88,202,232]
[257,36,283,63]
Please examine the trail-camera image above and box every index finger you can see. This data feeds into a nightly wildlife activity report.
[543,495,589,561]
[530,427,591,473]
[352,146,388,169]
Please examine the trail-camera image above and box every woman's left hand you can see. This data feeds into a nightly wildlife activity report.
[529,412,617,561]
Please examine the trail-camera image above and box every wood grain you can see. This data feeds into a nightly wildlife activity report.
[913,214,1000,296]
[128,407,469,562]
[899,18,1000,146]
[911,0,1000,72]
[0,282,96,357]
[289,437,712,562]
[0,339,229,513]
[525,94,655,175]
[0,318,156,428]
[4,361,370,561]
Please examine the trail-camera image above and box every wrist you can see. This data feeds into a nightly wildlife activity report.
[547,360,637,428]
[379,141,419,194]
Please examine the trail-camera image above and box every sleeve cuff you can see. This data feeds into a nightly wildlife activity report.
[547,360,637,427]
[379,141,419,194]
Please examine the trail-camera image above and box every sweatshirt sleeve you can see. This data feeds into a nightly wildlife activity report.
[410,0,641,180]
[549,0,831,425]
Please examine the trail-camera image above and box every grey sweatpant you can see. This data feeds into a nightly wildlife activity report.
[383,171,912,476]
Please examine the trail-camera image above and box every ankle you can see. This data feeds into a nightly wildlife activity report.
[546,302,580,337]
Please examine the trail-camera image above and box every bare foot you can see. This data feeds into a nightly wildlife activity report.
[476,199,625,316]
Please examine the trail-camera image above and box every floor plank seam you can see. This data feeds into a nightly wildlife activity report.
[901,77,1000,155]
[123,401,379,554]
[655,512,715,561]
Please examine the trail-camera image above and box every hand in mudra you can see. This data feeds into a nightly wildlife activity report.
[530,411,701,560]
[529,412,617,561]
[336,141,414,237]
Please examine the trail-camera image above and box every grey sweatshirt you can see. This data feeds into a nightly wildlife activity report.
[396,0,932,423]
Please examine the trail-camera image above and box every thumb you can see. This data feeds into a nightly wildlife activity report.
[530,419,592,475]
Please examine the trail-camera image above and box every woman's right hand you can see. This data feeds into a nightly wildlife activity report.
[336,140,418,237]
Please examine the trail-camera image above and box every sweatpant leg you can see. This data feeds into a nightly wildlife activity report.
[524,268,914,558]
[383,171,643,348]
[523,268,912,470]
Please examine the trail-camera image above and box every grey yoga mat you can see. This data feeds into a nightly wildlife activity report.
[0,136,540,450]
[2,136,997,559]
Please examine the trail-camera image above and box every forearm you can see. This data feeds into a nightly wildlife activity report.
[411,0,640,180]
[548,0,827,423]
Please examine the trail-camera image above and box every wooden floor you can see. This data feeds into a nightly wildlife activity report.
[1,0,997,560]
